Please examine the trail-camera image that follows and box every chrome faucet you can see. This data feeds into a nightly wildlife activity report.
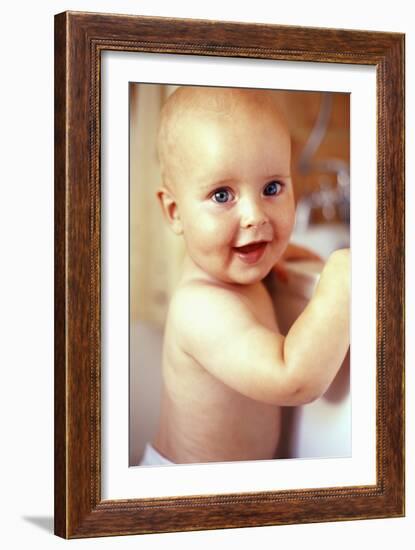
[294,93,350,233]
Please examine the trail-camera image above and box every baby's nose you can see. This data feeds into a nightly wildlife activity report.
[239,199,269,229]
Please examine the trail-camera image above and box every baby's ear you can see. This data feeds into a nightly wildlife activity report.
[156,186,183,235]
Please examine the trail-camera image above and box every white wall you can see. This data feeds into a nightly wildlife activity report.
[0,1,412,548]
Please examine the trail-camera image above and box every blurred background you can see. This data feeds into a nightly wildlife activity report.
[129,84,350,465]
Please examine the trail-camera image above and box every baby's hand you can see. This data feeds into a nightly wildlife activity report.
[273,242,323,283]
[323,248,350,292]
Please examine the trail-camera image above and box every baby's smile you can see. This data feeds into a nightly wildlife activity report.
[232,240,269,265]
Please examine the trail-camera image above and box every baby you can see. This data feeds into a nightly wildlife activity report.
[139,86,350,466]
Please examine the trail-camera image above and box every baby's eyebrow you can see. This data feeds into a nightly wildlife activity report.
[198,178,236,191]
[265,174,292,180]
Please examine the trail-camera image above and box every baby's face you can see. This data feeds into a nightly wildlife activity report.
[167,103,295,285]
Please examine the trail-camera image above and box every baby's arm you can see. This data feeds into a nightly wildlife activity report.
[282,248,349,401]
[172,249,349,406]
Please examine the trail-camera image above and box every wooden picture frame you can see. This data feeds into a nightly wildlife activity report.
[54,11,405,538]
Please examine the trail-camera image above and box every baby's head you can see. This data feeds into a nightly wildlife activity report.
[156,86,296,285]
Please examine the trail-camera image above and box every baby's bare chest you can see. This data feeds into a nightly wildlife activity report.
[158,282,281,460]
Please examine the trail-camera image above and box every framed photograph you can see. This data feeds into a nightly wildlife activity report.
[54,11,405,538]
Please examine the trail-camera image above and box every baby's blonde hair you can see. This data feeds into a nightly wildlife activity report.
[157,86,288,190]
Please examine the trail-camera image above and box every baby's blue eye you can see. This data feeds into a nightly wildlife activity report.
[264,181,283,196]
[212,188,233,203]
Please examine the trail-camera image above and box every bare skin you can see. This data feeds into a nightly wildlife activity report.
[153,256,283,463]
[150,87,350,464]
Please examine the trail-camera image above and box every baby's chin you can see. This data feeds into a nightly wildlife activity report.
[187,252,277,286]
[210,264,273,287]
[231,268,272,286]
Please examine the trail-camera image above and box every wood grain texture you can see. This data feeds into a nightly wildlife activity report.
[54,11,405,539]
[54,11,67,538]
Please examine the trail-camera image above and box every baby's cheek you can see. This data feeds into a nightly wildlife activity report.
[190,222,225,255]
[282,219,295,241]
[279,207,296,237]
[202,217,233,242]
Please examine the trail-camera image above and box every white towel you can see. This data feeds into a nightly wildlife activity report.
[139,443,173,466]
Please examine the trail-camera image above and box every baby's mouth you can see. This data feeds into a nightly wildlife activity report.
[233,241,268,264]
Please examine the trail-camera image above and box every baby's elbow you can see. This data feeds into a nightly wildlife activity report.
[296,387,322,405]
[285,387,320,406]
[268,357,328,406]
[281,377,326,406]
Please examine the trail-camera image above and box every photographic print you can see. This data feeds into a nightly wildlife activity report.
[129,84,351,468]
